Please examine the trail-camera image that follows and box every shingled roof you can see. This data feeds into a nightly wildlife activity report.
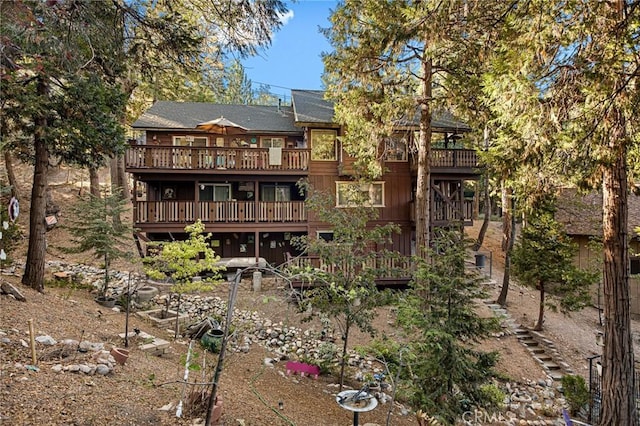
[133,91,471,134]
[131,101,300,134]
[555,188,640,239]
[290,89,471,132]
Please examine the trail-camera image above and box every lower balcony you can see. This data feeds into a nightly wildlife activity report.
[134,200,307,224]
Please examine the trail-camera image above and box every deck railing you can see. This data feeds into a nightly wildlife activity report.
[135,200,306,224]
[430,149,479,169]
[432,199,474,223]
[126,146,310,172]
[285,254,414,278]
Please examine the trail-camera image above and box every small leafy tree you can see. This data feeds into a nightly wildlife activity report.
[60,189,133,298]
[396,230,500,423]
[512,199,596,331]
[289,181,402,390]
[143,220,224,337]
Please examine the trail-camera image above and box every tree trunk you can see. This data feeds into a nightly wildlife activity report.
[501,186,513,252]
[338,319,351,392]
[599,107,637,425]
[117,155,128,198]
[22,79,49,292]
[472,174,491,251]
[109,156,118,192]
[4,151,20,199]
[534,281,544,331]
[415,57,432,260]
[89,166,100,197]
[496,194,515,306]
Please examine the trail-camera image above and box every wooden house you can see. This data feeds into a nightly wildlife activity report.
[127,90,481,269]
[555,188,640,317]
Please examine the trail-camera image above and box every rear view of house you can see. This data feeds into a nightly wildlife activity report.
[127,90,481,268]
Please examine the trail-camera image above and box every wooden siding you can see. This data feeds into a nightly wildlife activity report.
[572,235,640,318]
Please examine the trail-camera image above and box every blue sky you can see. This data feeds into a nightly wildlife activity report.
[241,1,336,98]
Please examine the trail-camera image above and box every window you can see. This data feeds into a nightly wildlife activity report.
[199,184,231,201]
[173,136,208,147]
[261,137,285,148]
[383,135,408,161]
[317,231,334,242]
[261,184,291,202]
[336,181,384,207]
[631,257,640,275]
[311,129,337,161]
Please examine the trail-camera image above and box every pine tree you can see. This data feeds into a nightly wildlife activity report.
[396,230,500,422]
[511,199,595,331]
[60,190,133,298]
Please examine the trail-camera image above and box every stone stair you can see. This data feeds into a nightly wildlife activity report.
[485,300,574,382]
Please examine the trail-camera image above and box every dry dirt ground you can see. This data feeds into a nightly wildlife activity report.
[0,164,632,425]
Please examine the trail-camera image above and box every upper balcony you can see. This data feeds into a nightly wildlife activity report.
[421,148,480,176]
[125,146,310,174]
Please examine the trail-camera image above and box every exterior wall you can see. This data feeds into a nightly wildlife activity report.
[129,124,478,266]
[306,149,414,257]
[572,235,640,319]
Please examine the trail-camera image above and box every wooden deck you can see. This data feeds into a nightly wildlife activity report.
[134,200,306,224]
[284,254,413,289]
[126,146,310,172]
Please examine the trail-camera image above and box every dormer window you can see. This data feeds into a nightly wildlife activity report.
[311,129,337,161]
[383,135,408,162]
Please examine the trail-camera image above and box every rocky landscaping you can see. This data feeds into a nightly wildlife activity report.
[0,255,594,425]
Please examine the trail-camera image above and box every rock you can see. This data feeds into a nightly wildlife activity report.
[35,335,57,346]
[264,358,275,367]
[79,364,94,374]
[51,364,63,373]
[0,281,26,301]
[95,364,111,375]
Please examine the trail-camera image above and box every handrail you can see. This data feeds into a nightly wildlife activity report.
[134,200,306,224]
[125,146,310,171]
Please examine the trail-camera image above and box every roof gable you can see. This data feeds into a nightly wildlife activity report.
[555,188,640,238]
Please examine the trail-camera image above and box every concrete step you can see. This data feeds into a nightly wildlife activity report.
[521,339,539,347]
[549,371,564,381]
[516,333,533,340]
[543,361,561,370]
[535,353,553,362]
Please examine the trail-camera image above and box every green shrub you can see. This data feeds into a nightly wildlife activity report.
[561,374,589,415]
[477,383,506,410]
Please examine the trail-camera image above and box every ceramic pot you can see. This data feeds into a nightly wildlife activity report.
[110,347,130,365]
[95,296,117,308]
[136,286,159,303]
[201,329,224,353]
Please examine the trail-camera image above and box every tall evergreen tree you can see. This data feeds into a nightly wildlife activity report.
[1,1,132,291]
[483,2,640,423]
[323,0,514,260]
[396,230,499,422]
